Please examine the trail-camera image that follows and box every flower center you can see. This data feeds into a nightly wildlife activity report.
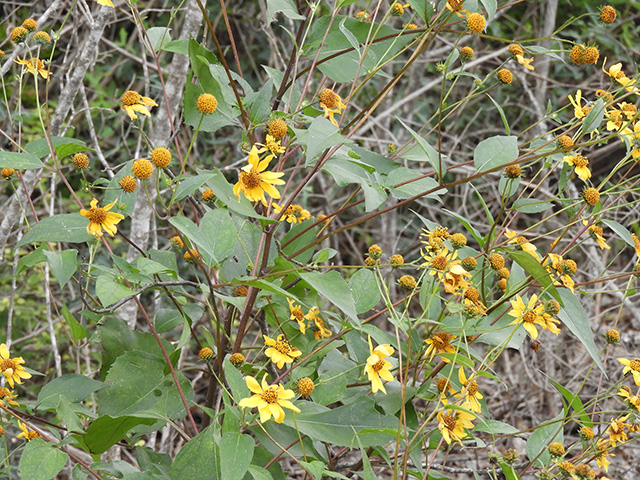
[372,358,386,372]
[240,171,261,189]
[291,308,304,321]
[464,288,479,302]
[611,421,624,434]
[590,226,603,237]
[437,378,450,392]
[468,381,479,396]
[523,311,537,324]
[433,227,450,238]
[515,236,527,245]
[431,255,447,270]
[442,414,457,431]
[630,359,640,372]
[261,386,279,404]
[0,388,9,399]
[121,90,141,106]
[275,339,292,355]
[87,207,107,224]
[431,333,451,350]
[0,359,17,372]
[573,154,588,168]
[28,431,41,440]
[319,89,339,108]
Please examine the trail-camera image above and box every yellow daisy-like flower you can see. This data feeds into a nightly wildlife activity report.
[505,229,540,259]
[602,58,640,94]
[14,57,51,79]
[319,88,347,127]
[632,233,640,258]
[0,387,19,407]
[17,421,41,441]
[0,344,31,389]
[568,90,590,119]
[546,253,575,292]
[364,337,394,394]
[425,331,457,363]
[596,438,614,472]
[508,294,546,340]
[80,198,125,237]
[618,358,640,385]
[273,203,309,224]
[120,90,158,120]
[437,404,476,445]
[617,386,640,412]
[456,367,483,413]
[263,334,301,369]
[563,153,591,181]
[607,415,629,446]
[582,220,610,250]
[257,134,286,156]
[233,146,285,206]
[238,375,300,423]
[515,54,534,71]
[620,122,640,160]
[97,0,115,6]
[287,298,305,334]
[305,307,331,339]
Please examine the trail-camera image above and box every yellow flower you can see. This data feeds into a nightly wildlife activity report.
[238,375,300,423]
[287,298,305,333]
[319,89,346,126]
[602,58,640,94]
[120,90,158,120]
[80,198,125,237]
[97,0,115,6]
[273,203,309,223]
[0,387,19,407]
[445,0,469,17]
[568,90,589,119]
[305,307,331,339]
[617,386,640,412]
[263,334,301,369]
[632,233,640,258]
[508,294,546,339]
[0,344,31,388]
[546,253,575,292]
[364,337,394,394]
[582,220,610,250]
[515,54,534,71]
[257,135,286,156]
[425,331,457,363]
[563,153,591,181]
[456,367,483,413]
[596,439,614,472]
[14,56,51,79]
[233,146,285,206]
[607,415,629,446]
[618,358,640,385]
[437,404,476,445]
[505,229,540,259]
[620,122,640,160]
[17,421,41,441]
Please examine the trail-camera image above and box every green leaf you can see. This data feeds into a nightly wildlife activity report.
[300,270,358,322]
[246,79,273,124]
[486,94,510,134]
[17,214,94,247]
[544,373,591,427]
[224,357,249,402]
[293,398,398,447]
[61,305,87,341]
[557,289,605,374]
[299,461,326,480]
[0,151,44,169]
[15,244,49,276]
[43,249,78,288]
[81,416,156,454]
[96,351,193,420]
[95,275,136,307]
[509,251,561,303]
[146,26,172,52]
[525,411,563,465]
[303,117,350,166]
[18,439,69,480]
[247,465,274,480]
[581,98,605,134]
[474,135,518,172]
[349,268,380,314]
[25,136,87,158]
[511,199,553,214]
[103,160,138,216]
[267,0,304,22]
[386,167,444,200]
[397,118,443,178]
[162,39,189,55]
[170,427,219,480]
[601,219,635,247]
[37,374,107,411]
[474,419,519,435]
[479,0,497,19]
[219,432,254,480]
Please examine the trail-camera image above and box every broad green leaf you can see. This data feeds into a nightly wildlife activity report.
[162,39,189,55]
[582,98,605,134]
[397,118,443,178]
[0,151,43,169]
[219,433,254,480]
[103,160,138,216]
[37,374,107,410]
[474,135,518,172]
[224,357,249,402]
[17,214,95,247]
[486,94,510,134]
[300,270,358,321]
[497,460,520,480]
[246,79,273,124]
[386,167,444,200]
[97,350,193,419]
[281,221,317,264]
[475,419,519,435]
[512,199,553,213]
[170,427,219,480]
[601,219,634,247]
[544,373,592,427]
[146,26,172,52]
[18,439,69,480]
[349,268,380,314]
[61,305,87,341]
[509,251,561,303]
[557,289,605,374]
[15,244,49,276]
[299,461,326,480]
[25,136,87,158]
[81,416,156,454]
[303,117,350,166]
[248,465,274,480]
[267,0,304,23]
[95,275,136,307]
[525,411,563,465]
[43,249,78,288]
[293,398,398,447]
[480,0,497,19]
